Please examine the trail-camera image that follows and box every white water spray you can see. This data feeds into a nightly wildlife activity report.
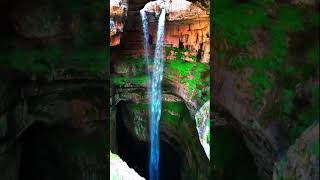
[148,8,166,180]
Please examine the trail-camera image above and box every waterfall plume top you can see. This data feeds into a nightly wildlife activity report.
[140,0,208,21]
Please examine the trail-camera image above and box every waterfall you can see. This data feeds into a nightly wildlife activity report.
[140,11,151,75]
[149,8,166,180]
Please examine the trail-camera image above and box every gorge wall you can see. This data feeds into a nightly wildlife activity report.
[0,0,108,179]
[110,0,210,179]
[213,0,319,179]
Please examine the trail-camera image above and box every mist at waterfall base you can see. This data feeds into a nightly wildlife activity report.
[141,8,166,180]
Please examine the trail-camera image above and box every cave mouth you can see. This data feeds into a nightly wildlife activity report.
[17,121,106,180]
[116,101,182,180]
[18,122,71,180]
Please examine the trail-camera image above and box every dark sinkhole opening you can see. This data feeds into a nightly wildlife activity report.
[116,101,182,180]
[18,122,69,180]
[212,125,259,180]
[17,121,106,180]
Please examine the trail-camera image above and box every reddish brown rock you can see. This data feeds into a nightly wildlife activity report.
[110,0,128,46]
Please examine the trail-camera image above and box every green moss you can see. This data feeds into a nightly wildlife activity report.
[128,103,149,111]
[168,59,194,76]
[215,0,270,48]
[0,47,107,75]
[310,14,320,27]
[162,101,189,125]
[250,5,303,100]
[275,6,304,32]
[126,101,190,126]
[111,76,147,86]
[110,55,148,86]
[307,47,319,65]
[223,2,307,103]
[216,0,304,103]
[165,47,210,103]
[217,1,319,143]
[122,55,146,70]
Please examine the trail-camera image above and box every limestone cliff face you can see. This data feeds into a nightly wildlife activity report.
[110,0,128,46]
[109,1,210,179]
[213,1,319,179]
[111,0,210,63]
[110,0,210,117]
[141,0,210,62]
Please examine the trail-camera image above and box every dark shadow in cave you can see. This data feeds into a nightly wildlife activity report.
[116,101,181,180]
[212,125,259,180]
[18,122,69,180]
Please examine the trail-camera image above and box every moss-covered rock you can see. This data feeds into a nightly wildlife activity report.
[112,95,210,180]
[214,0,319,178]
[273,123,319,180]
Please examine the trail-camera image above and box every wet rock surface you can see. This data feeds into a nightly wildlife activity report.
[273,123,319,180]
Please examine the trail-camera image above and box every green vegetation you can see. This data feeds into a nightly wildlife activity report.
[216,0,319,141]
[308,47,319,66]
[111,76,147,86]
[128,100,205,179]
[127,101,191,127]
[0,0,106,76]
[162,101,189,126]
[310,14,320,27]
[62,0,104,48]
[207,128,210,144]
[0,47,107,75]
[165,47,210,103]
[215,0,271,48]
[111,55,147,86]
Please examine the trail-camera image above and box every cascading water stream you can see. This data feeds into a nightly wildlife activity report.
[140,11,151,76]
[141,8,166,180]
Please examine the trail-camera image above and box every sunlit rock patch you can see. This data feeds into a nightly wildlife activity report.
[110,0,128,46]
[140,0,210,63]
[110,151,145,180]
[195,101,210,159]
[141,0,208,21]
